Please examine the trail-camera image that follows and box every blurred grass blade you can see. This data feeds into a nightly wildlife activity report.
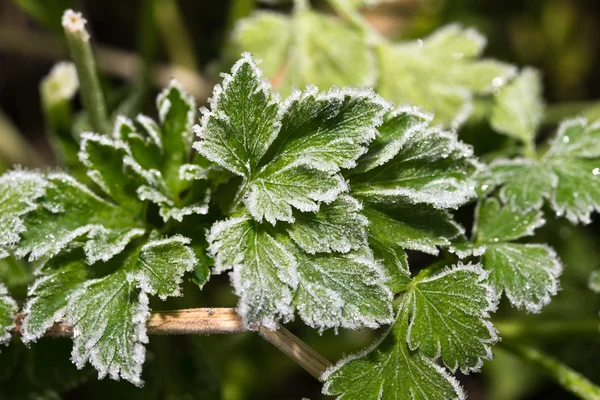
[13,0,73,33]
[0,110,42,169]
[502,341,600,400]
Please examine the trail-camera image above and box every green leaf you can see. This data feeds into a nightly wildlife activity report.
[405,264,498,373]
[376,24,515,127]
[545,118,600,159]
[323,310,465,400]
[66,270,149,386]
[490,68,545,144]
[0,170,47,254]
[486,159,556,212]
[363,203,463,255]
[474,198,545,243]
[195,54,387,224]
[112,116,161,172]
[589,269,600,293]
[293,249,393,332]
[208,216,297,329]
[285,194,367,254]
[0,282,17,347]
[16,173,138,262]
[483,244,562,313]
[229,8,375,96]
[129,235,197,300]
[21,247,88,343]
[351,115,479,209]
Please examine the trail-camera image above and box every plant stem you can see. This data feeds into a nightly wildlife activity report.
[10,308,332,380]
[226,0,256,34]
[62,10,110,135]
[495,319,600,340]
[153,0,199,71]
[501,341,600,400]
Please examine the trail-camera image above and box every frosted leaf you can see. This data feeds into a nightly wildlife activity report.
[474,198,545,243]
[351,124,479,209]
[368,232,411,294]
[323,309,465,400]
[589,270,600,293]
[448,241,487,259]
[85,227,145,264]
[405,263,498,373]
[208,216,297,329]
[129,235,197,300]
[66,270,149,386]
[363,203,464,255]
[293,248,393,332]
[546,118,600,159]
[0,282,17,347]
[490,68,545,144]
[179,164,209,181]
[112,116,162,172]
[78,133,148,213]
[487,158,556,212]
[355,106,433,173]
[285,194,367,254]
[16,173,134,261]
[228,8,375,97]
[195,54,387,224]
[0,170,47,253]
[244,165,347,225]
[376,24,516,127]
[483,244,562,313]
[21,248,88,343]
[137,184,209,223]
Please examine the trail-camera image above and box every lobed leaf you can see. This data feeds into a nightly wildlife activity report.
[475,198,545,243]
[490,68,545,144]
[0,282,17,348]
[405,264,498,373]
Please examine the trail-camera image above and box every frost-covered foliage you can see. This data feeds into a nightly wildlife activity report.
[1,2,600,398]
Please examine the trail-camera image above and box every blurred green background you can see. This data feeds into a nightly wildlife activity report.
[0,0,599,399]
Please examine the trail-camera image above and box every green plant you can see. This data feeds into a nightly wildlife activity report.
[1,2,599,399]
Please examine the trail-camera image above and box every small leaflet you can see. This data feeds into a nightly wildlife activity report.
[323,308,465,400]
[0,282,17,347]
[285,194,367,254]
[195,54,388,224]
[208,216,298,330]
[405,263,498,373]
[376,24,516,127]
[85,227,146,264]
[228,8,375,96]
[474,200,562,312]
[490,68,545,144]
[293,248,393,332]
[21,248,88,343]
[66,271,149,386]
[474,198,545,243]
[16,173,133,261]
[0,170,47,254]
[351,120,479,210]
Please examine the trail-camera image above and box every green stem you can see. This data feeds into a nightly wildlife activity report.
[61,10,110,135]
[522,141,537,159]
[495,319,600,340]
[501,341,600,400]
[327,0,383,44]
[153,0,198,71]
[226,0,256,34]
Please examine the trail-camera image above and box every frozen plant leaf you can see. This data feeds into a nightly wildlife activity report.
[486,159,556,212]
[129,236,197,300]
[405,263,498,373]
[323,308,465,400]
[21,248,88,343]
[474,198,545,243]
[483,244,562,313]
[0,282,17,347]
[84,227,146,264]
[208,216,297,329]
[67,270,149,386]
[363,203,464,255]
[0,170,47,254]
[474,200,562,312]
[293,248,393,332]
[195,54,388,224]
[376,24,516,127]
[229,6,374,96]
[285,195,367,254]
[491,68,545,145]
[16,173,138,262]
[545,118,600,159]
[350,114,479,209]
